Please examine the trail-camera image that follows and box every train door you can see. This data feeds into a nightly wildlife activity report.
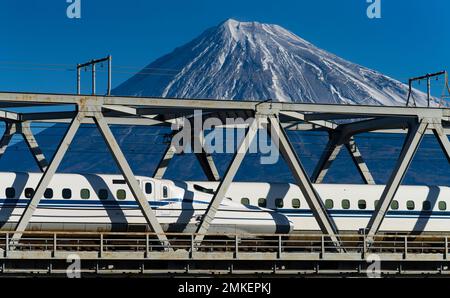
[159,182,174,217]
[141,180,155,201]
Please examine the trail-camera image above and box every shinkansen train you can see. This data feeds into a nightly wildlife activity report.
[192,181,450,234]
[0,172,292,234]
[0,171,448,235]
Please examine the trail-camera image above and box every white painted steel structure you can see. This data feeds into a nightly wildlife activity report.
[0,91,449,249]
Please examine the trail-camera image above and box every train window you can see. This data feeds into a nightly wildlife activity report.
[145,183,152,194]
[241,198,250,205]
[358,200,366,210]
[325,199,334,209]
[341,199,350,210]
[44,188,53,199]
[407,201,415,210]
[163,186,168,198]
[374,200,379,209]
[275,199,284,208]
[62,188,72,199]
[292,199,301,209]
[80,189,90,200]
[391,200,399,210]
[439,201,447,211]
[117,189,126,200]
[422,201,432,211]
[258,198,267,208]
[24,188,34,199]
[5,187,15,199]
[98,189,108,200]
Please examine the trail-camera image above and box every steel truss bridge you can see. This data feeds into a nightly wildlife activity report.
[0,91,450,276]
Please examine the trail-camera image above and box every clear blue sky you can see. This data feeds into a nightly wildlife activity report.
[0,0,448,96]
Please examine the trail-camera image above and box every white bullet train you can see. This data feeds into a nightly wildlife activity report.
[190,181,450,234]
[0,171,448,235]
[0,172,293,234]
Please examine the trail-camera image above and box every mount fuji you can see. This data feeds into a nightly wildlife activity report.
[113,19,430,106]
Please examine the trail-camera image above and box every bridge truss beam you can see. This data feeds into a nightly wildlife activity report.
[0,92,450,247]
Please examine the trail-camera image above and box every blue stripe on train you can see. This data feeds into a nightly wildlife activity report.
[0,198,216,208]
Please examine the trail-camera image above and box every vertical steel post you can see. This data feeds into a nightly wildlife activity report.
[77,65,81,95]
[404,236,408,259]
[235,235,239,259]
[92,63,96,95]
[278,235,282,259]
[53,233,57,254]
[145,233,150,258]
[107,55,112,96]
[445,236,448,260]
[100,233,103,258]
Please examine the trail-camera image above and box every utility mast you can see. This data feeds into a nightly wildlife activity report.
[406,70,448,107]
[76,55,112,95]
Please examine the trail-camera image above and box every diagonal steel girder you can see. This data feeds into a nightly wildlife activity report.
[365,118,429,240]
[0,122,48,172]
[266,114,342,249]
[311,134,375,185]
[432,122,450,163]
[280,111,375,184]
[345,137,375,184]
[153,143,177,179]
[194,116,259,243]
[93,113,170,249]
[311,117,414,185]
[11,113,84,243]
[11,110,169,248]
[152,129,220,181]
[0,122,16,158]
[19,122,48,172]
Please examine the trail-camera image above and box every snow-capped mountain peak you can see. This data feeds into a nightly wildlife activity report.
[113,19,431,106]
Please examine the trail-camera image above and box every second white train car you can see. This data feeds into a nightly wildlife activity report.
[189,181,450,234]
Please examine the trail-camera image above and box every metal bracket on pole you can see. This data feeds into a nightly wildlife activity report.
[366,119,429,240]
[194,116,259,243]
[92,113,170,249]
[266,114,342,249]
[11,113,85,244]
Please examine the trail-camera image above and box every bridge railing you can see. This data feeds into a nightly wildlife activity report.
[0,231,448,257]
